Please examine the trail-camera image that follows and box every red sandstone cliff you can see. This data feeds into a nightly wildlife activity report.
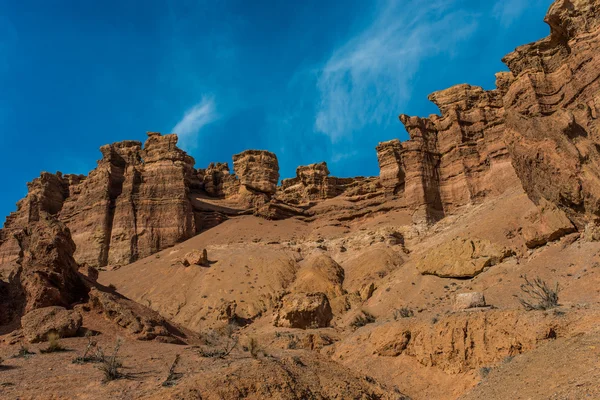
[2,0,600,268]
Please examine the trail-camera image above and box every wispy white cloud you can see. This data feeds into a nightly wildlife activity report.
[172,97,218,150]
[492,0,530,26]
[315,0,478,142]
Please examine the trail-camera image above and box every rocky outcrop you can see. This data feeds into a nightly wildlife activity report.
[521,199,577,248]
[416,237,511,278]
[274,292,333,329]
[278,162,379,204]
[107,132,197,265]
[391,84,521,224]
[376,139,405,195]
[502,0,600,228]
[88,287,185,343]
[0,172,72,266]
[197,162,239,198]
[350,309,571,375]
[385,0,600,228]
[15,214,87,313]
[21,306,82,343]
[1,133,199,268]
[233,150,279,195]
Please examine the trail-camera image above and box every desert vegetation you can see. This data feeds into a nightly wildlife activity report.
[515,275,560,311]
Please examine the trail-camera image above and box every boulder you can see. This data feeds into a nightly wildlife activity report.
[182,249,208,266]
[454,292,487,310]
[416,237,511,278]
[274,292,333,329]
[291,252,344,299]
[521,199,576,248]
[21,306,82,343]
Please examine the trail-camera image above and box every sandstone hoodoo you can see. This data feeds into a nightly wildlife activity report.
[1,1,600,399]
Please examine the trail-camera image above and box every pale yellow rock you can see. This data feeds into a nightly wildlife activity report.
[417,237,511,278]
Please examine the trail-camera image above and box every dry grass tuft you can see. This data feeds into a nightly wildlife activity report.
[515,275,560,310]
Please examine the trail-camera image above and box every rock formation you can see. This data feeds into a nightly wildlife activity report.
[1,0,599,275]
[21,306,82,343]
[501,0,600,228]
[15,214,87,313]
[274,292,333,329]
[233,150,279,195]
[376,0,600,229]
[197,162,239,198]
[416,237,511,278]
[376,139,405,196]
[278,162,379,204]
[376,83,520,224]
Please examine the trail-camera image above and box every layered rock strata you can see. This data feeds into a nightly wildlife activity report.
[377,84,521,223]
[3,0,600,268]
[501,0,600,228]
[0,136,291,267]
[378,0,600,227]
[278,162,380,204]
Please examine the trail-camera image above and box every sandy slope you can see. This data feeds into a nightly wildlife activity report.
[92,186,600,399]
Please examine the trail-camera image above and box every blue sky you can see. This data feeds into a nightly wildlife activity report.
[0,0,552,222]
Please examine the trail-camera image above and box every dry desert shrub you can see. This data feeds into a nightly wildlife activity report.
[350,310,376,328]
[40,332,66,354]
[515,275,560,310]
[97,339,124,382]
[479,366,492,378]
[393,307,414,320]
[198,323,238,358]
[72,332,101,364]
[14,343,35,359]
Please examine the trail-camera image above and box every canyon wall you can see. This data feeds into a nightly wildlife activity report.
[502,0,600,229]
[376,0,600,227]
[0,133,288,268]
[3,0,600,267]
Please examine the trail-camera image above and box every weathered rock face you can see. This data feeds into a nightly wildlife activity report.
[1,133,199,268]
[274,292,333,329]
[501,0,600,228]
[15,214,87,313]
[278,162,380,204]
[232,150,280,195]
[390,84,521,224]
[384,0,600,228]
[60,140,143,267]
[0,172,72,266]
[197,162,239,198]
[376,139,405,196]
[416,237,511,278]
[107,132,197,265]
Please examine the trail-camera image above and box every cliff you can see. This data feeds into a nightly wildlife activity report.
[2,0,600,267]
